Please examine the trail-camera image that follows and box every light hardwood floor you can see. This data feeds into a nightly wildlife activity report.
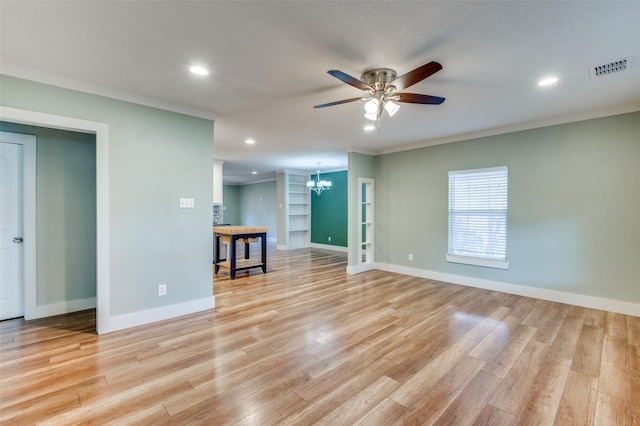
[1,247,638,425]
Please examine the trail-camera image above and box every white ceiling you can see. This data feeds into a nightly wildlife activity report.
[2,1,639,184]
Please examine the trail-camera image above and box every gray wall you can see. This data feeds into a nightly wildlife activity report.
[375,112,640,303]
[222,184,240,225]
[237,180,277,241]
[276,173,286,247]
[0,122,96,306]
[1,75,214,318]
[223,181,277,241]
[348,152,375,266]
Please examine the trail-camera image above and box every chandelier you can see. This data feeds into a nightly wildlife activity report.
[307,163,332,195]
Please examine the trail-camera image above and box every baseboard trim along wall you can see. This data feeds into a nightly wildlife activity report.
[346,262,377,275]
[25,297,97,321]
[310,243,348,253]
[375,263,639,317]
[101,296,215,334]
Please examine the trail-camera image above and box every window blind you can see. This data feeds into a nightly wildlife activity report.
[448,167,508,262]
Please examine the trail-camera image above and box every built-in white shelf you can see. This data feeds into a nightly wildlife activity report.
[285,173,311,249]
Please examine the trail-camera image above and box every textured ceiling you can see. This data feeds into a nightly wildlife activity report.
[1,1,639,183]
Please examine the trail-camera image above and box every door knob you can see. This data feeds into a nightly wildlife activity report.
[12,237,23,243]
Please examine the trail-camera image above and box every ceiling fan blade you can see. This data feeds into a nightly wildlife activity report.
[392,61,443,91]
[396,93,445,105]
[327,70,372,91]
[313,97,363,109]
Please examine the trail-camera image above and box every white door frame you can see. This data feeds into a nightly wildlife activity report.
[347,177,376,274]
[358,178,375,266]
[0,106,110,334]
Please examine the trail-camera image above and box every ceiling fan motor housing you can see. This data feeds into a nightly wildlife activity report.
[361,68,397,91]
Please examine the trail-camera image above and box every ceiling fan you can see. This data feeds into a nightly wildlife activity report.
[313,61,445,121]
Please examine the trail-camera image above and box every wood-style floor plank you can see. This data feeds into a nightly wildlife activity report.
[0,246,637,425]
[488,339,550,416]
[554,370,598,425]
[571,323,604,377]
[599,334,632,400]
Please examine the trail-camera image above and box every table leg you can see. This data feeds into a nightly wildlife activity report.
[261,233,267,273]
[214,235,220,273]
[230,235,237,279]
[244,241,250,259]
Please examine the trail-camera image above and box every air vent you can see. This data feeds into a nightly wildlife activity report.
[589,57,632,78]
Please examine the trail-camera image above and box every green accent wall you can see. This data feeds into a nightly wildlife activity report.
[375,112,640,303]
[0,122,96,306]
[311,170,347,247]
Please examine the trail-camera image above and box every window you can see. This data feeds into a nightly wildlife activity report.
[447,166,509,269]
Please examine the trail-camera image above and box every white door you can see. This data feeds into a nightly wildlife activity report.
[0,139,24,319]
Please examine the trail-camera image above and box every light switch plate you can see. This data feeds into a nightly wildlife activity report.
[179,198,195,208]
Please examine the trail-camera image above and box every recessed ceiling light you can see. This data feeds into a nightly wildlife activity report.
[537,77,558,87]
[252,171,258,175]
[190,65,209,76]
[245,139,255,145]
[364,125,376,131]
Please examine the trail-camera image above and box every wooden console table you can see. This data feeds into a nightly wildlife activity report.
[214,226,268,279]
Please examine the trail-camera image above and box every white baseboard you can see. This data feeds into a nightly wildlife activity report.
[25,297,97,320]
[375,263,639,317]
[99,296,215,334]
[346,262,377,275]
[310,243,348,253]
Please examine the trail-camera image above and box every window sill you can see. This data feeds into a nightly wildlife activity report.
[446,254,510,270]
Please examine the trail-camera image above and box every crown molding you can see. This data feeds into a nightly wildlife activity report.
[0,64,216,121]
[376,102,640,156]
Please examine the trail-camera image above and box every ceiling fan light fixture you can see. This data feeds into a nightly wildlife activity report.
[384,100,400,117]
[364,112,378,121]
[364,98,379,114]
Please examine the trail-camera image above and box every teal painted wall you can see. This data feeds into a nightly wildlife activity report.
[0,122,96,306]
[311,170,347,247]
[375,112,640,303]
[1,75,215,317]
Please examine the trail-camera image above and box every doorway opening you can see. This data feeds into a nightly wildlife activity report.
[0,107,109,334]
[1,123,97,326]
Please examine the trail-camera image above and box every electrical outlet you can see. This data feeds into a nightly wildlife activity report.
[158,284,167,296]
[328,236,332,242]
[409,254,413,261]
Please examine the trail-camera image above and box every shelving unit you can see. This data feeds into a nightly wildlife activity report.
[286,173,310,249]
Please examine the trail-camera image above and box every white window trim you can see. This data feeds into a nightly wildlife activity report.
[447,166,509,270]
[446,254,510,270]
